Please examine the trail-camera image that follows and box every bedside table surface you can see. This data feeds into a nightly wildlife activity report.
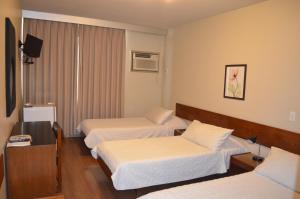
[231,153,262,171]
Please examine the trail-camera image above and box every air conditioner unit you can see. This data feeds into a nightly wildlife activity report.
[131,51,159,72]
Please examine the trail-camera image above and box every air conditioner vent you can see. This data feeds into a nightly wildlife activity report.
[131,51,159,72]
[135,53,151,58]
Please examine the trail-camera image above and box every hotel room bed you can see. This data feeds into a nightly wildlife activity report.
[79,117,175,149]
[138,146,300,199]
[77,107,189,150]
[96,134,246,190]
[138,172,300,199]
[94,103,300,193]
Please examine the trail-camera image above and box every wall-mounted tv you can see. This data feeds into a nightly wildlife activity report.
[5,18,16,117]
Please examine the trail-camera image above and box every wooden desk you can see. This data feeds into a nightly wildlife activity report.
[6,122,58,199]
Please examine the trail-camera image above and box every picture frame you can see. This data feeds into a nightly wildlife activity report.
[5,18,16,117]
[224,64,247,100]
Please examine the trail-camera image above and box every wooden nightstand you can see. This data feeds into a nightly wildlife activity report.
[230,153,262,174]
[174,129,186,136]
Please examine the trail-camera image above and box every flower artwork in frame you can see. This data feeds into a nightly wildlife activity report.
[224,64,247,100]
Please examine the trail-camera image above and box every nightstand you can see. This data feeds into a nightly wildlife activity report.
[230,153,262,174]
[174,129,186,136]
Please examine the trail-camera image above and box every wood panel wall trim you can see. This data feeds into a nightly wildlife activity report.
[175,103,300,155]
[0,154,3,187]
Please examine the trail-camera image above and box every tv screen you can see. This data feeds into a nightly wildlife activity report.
[5,18,16,117]
[23,34,43,58]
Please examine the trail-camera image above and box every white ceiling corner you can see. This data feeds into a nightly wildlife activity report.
[21,0,266,29]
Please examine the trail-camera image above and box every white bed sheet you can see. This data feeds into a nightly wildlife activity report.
[138,172,300,199]
[97,136,244,190]
[78,117,174,149]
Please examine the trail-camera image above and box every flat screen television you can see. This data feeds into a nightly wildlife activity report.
[23,34,43,58]
[5,18,16,117]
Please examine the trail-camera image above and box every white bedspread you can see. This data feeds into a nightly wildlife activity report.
[138,172,300,199]
[78,117,174,149]
[97,136,229,190]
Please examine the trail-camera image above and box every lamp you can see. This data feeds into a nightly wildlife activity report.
[247,136,264,162]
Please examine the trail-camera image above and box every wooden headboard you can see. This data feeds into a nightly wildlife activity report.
[176,103,300,155]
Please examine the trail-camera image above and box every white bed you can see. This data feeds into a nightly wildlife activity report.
[97,135,246,190]
[138,146,300,199]
[79,117,176,149]
[138,172,300,199]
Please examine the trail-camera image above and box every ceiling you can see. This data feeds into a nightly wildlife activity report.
[22,0,265,29]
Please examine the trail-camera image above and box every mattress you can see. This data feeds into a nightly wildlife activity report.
[78,117,174,149]
[97,136,237,190]
[138,172,300,199]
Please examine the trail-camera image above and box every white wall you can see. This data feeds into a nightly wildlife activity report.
[162,29,174,109]
[124,30,166,117]
[170,0,300,133]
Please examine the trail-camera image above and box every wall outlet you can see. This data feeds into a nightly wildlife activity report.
[289,111,296,122]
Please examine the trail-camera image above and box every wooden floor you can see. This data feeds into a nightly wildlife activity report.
[61,138,138,199]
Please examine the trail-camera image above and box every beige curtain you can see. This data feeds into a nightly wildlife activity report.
[75,25,125,127]
[23,19,78,137]
[23,19,125,137]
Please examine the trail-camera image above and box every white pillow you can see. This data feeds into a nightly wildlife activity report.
[255,147,300,192]
[163,116,188,130]
[222,135,247,151]
[182,120,233,151]
[145,107,174,125]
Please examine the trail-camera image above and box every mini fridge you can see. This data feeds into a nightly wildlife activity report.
[23,104,56,125]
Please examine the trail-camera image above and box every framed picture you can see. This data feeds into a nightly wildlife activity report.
[5,18,16,117]
[224,64,247,100]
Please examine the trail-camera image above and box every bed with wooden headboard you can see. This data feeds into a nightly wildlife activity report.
[98,103,300,177]
[176,103,300,154]
[96,103,300,194]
